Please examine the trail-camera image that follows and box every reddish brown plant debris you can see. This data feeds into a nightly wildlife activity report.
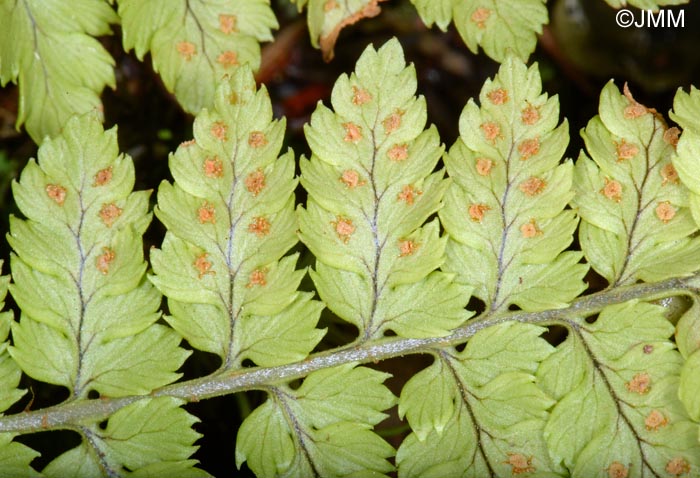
[217,50,238,68]
[319,0,384,62]
[661,163,680,185]
[248,217,271,237]
[248,131,268,148]
[219,14,237,34]
[520,219,541,238]
[469,203,490,222]
[518,137,540,160]
[247,268,268,287]
[99,203,122,227]
[645,410,668,431]
[340,169,365,189]
[666,457,691,476]
[246,169,266,196]
[481,121,501,143]
[388,144,409,162]
[343,122,362,142]
[194,253,214,278]
[505,453,535,475]
[211,122,228,141]
[96,247,116,275]
[332,216,355,243]
[46,184,67,205]
[476,158,494,176]
[487,88,509,105]
[471,7,491,29]
[664,127,680,147]
[655,201,676,223]
[383,110,403,134]
[643,344,654,354]
[197,202,216,224]
[399,239,418,257]
[203,157,224,178]
[615,139,639,162]
[398,185,421,205]
[519,176,546,196]
[626,372,651,394]
[522,104,540,125]
[93,167,113,186]
[177,41,196,61]
[601,178,623,202]
[606,462,629,478]
[352,86,372,105]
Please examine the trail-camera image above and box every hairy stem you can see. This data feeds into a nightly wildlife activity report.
[0,274,695,434]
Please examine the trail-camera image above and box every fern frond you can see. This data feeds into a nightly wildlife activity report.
[118,0,277,114]
[440,56,586,313]
[572,82,700,286]
[42,397,208,477]
[0,0,117,142]
[151,65,324,369]
[671,85,700,228]
[236,364,396,476]
[6,114,197,474]
[8,114,188,399]
[0,273,22,414]
[411,0,547,62]
[300,38,471,340]
[397,322,563,477]
[0,267,39,478]
[541,301,700,476]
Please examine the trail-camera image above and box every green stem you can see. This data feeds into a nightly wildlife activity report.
[0,274,695,434]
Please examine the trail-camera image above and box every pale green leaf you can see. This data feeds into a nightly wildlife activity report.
[440,55,586,313]
[454,0,547,62]
[235,400,296,477]
[300,38,470,341]
[151,66,323,369]
[0,433,41,478]
[306,0,384,61]
[44,397,207,478]
[671,86,700,229]
[305,421,395,476]
[408,0,548,62]
[237,365,396,477]
[671,85,700,137]
[397,357,454,442]
[43,443,101,477]
[675,295,700,359]
[0,272,25,414]
[410,0,453,30]
[0,0,116,142]
[679,350,700,421]
[0,348,24,414]
[572,81,700,286]
[543,301,700,476]
[8,115,188,399]
[118,0,277,113]
[397,323,562,477]
[128,461,211,478]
